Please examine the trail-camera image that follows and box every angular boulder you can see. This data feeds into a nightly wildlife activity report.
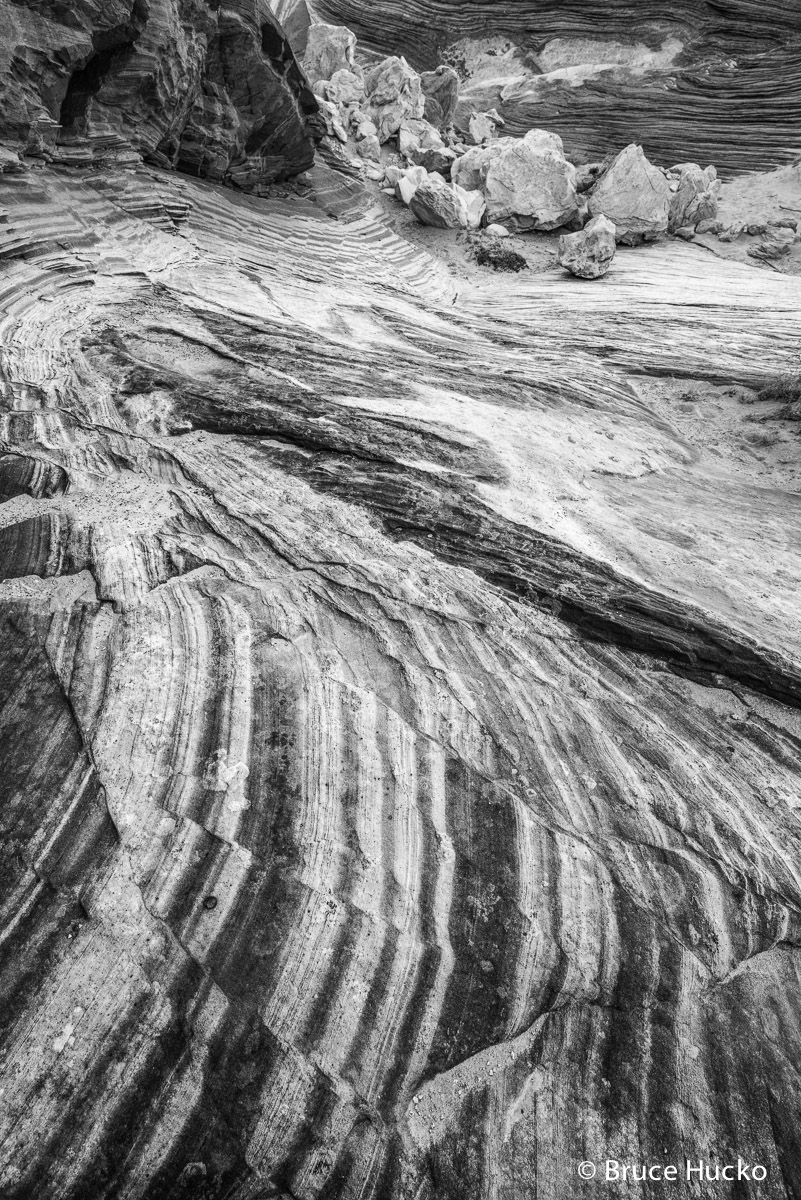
[468,112,497,145]
[453,129,578,231]
[558,214,617,279]
[587,144,671,245]
[421,65,459,128]
[409,175,485,229]
[302,24,357,84]
[324,68,365,110]
[394,164,428,205]
[364,56,424,143]
[317,98,348,144]
[461,187,486,230]
[398,117,457,175]
[747,228,795,261]
[668,163,720,232]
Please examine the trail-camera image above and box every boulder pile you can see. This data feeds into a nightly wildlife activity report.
[303,24,727,260]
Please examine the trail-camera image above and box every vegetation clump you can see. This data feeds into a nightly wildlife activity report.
[468,235,528,273]
[757,372,801,421]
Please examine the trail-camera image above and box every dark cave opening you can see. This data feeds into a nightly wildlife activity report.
[59,43,132,134]
[58,2,147,137]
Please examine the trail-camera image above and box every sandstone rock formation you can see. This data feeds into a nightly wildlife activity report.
[2,152,801,1199]
[588,143,671,244]
[0,0,320,187]
[3,5,801,1200]
[558,213,617,278]
[316,0,801,172]
[453,128,578,230]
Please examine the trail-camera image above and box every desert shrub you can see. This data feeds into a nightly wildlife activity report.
[756,372,801,421]
[468,236,528,273]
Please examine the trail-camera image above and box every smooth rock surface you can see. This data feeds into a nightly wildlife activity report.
[1,142,801,1200]
[1,160,801,1200]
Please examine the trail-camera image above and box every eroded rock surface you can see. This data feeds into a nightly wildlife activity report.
[316,0,801,171]
[0,0,319,186]
[1,145,801,1199]
[3,5,801,1200]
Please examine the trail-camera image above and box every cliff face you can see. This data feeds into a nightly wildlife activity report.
[316,0,801,62]
[0,0,319,184]
[315,0,801,172]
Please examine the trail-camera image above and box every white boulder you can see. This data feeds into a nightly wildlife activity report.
[303,25,357,85]
[409,175,486,229]
[394,165,428,206]
[587,144,671,244]
[468,112,497,144]
[667,163,720,233]
[364,56,425,143]
[558,214,617,279]
[452,129,578,230]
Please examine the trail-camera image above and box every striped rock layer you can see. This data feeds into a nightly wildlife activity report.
[316,0,801,173]
[2,153,801,1199]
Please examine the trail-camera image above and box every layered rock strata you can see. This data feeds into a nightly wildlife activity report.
[0,0,319,187]
[1,153,801,1199]
[317,0,801,172]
